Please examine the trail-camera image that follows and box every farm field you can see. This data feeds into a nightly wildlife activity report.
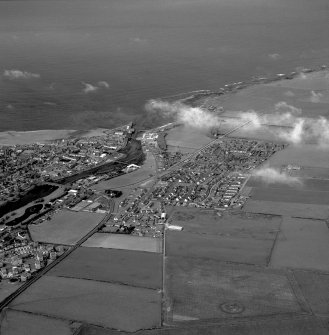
[288,166,329,179]
[48,246,162,289]
[9,275,161,332]
[247,176,329,191]
[79,316,328,335]
[170,208,280,240]
[269,217,329,271]
[166,229,276,266]
[165,125,212,150]
[293,271,329,317]
[165,256,302,323]
[243,200,329,219]
[93,151,156,190]
[82,233,162,253]
[250,187,329,205]
[266,145,329,169]
[0,309,78,335]
[29,210,105,245]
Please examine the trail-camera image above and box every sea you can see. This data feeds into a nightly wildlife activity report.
[0,0,328,131]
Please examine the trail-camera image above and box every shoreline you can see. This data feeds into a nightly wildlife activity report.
[0,65,327,147]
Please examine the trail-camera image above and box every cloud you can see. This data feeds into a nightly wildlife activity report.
[284,90,295,97]
[130,37,147,43]
[268,53,281,60]
[6,104,14,110]
[3,69,40,80]
[253,167,302,186]
[145,99,221,129]
[145,99,329,148]
[310,90,323,103]
[82,81,109,93]
[82,82,99,94]
[97,81,109,89]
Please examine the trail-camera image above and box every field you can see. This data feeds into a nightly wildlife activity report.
[250,187,329,205]
[247,176,329,191]
[29,209,105,245]
[166,231,274,266]
[79,316,329,335]
[93,151,157,190]
[167,209,280,266]
[269,217,329,271]
[243,200,329,219]
[82,233,162,253]
[165,256,302,324]
[266,144,329,169]
[0,309,78,335]
[293,271,329,317]
[165,125,212,150]
[170,208,280,240]
[48,246,162,289]
[9,275,161,332]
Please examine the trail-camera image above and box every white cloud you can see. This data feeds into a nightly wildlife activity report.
[253,167,302,186]
[82,82,99,94]
[3,69,40,80]
[310,90,323,103]
[268,53,281,60]
[284,90,295,97]
[145,99,329,148]
[97,81,110,89]
[82,81,110,93]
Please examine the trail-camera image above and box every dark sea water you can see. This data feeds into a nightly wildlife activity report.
[0,0,328,131]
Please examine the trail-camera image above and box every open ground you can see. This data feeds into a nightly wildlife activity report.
[48,246,162,289]
[29,209,105,245]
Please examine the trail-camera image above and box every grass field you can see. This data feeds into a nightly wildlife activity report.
[166,230,275,266]
[247,176,329,191]
[167,208,279,265]
[93,151,156,190]
[170,208,280,240]
[250,187,329,205]
[48,246,162,289]
[269,217,329,271]
[293,271,329,317]
[79,316,328,335]
[29,210,105,245]
[266,145,329,169]
[243,200,329,219]
[0,309,77,335]
[82,233,162,253]
[165,125,212,149]
[9,275,161,332]
[165,256,301,323]
[288,167,329,179]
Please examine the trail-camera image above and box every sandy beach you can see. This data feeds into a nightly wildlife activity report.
[0,128,110,146]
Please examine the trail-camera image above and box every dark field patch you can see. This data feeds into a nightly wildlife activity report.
[166,209,280,265]
[293,271,329,316]
[250,187,329,205]
[244,200,329,219]
[165,256,301,323]
[170,208,280,239]
[0,309,79,335]
[79,316,329,335]
[247,176,329,192]
[269,218,329,271]
[9,275,161,332]
[48,246,162,289]
[166,231,275,266]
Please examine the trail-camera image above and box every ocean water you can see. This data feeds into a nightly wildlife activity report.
[0,0,328,131]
